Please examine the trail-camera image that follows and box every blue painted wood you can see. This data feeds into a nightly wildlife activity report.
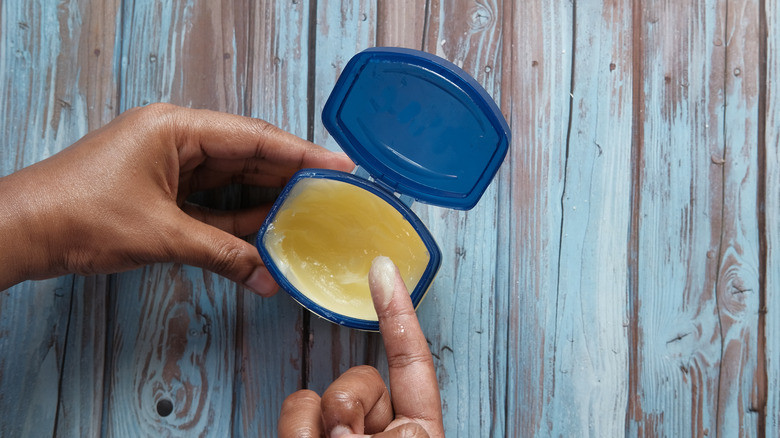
[0,279,72,437]
[310,0,377,154]
[232,1,316,436]
[539,1,634,435]
[52,1,119,435]
[56,275,109,437]
[765,2,779,435]
[307,0,383,395]
[630,1,728,435]
[417,1,506,436]
[0,0,775,436]
[107,1,242,435]
[504,1,573,435]
[0,1,112,437]
[107,265,236,436]
[628,0,763,435]
[717,0,763,434]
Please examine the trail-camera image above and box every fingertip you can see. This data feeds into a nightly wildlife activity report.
[279,389,324,438]
[332,152,356,173]
[369,256,397,312]
[281,389,321,409]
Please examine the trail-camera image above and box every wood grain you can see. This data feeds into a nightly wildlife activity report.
[0,0,115,436]
[504,0,635,435]
[107,1,243,435]
[107,266,233,436]
[0,279,72,437]
[55,275,108,437]
[717,0,762,434]
[762,0,778,435]
[233,1,315,435]
[504,0,573,435]
[544,1,634,435]
[54,1,119,435]
[306,0,383,395]
[0,0,776,436]
[630,0,738,435]
[418,0,506,436]
[376,0,426,48]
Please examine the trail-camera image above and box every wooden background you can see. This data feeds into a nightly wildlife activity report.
[0,0,777,436]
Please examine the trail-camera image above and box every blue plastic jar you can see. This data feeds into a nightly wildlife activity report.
[256,47,510,331]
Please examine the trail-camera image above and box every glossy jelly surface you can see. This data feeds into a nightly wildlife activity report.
[263,177,430,321]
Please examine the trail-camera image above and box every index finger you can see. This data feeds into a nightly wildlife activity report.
[368,256,444,434]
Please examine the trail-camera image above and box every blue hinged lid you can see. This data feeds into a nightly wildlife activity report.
[322,47,510,210]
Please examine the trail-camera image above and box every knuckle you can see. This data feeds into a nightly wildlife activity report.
[251,120,280,159]
[385,350,434,370]
[124,102,180,135]
[134,102,177,121]
[143,101,176,112]
[209,242,245,275]
[253,118,280,137]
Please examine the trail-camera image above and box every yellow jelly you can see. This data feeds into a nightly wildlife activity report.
[263,177,430,321]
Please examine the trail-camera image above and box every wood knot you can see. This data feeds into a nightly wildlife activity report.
[470,6,493,31]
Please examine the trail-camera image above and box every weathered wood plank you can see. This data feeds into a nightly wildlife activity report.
[503,1,572,435]
[0,0,775,436]
[376,0,425,48]
[107,265,237,436]
[504,0,634,435]
[306,0,381,395]
[762,0,778,435]
[310,0,377,155]
[629,0,729,435]
[0,0,114,436]
[0,279,72,437]
[56,275,108,437]
[716,0,763,434]
[307,3,510,436]
[541,1,634,435]
[417,1,506,436]
[54,0,119,435]
[232,1,315,436]
[106,1,245,435]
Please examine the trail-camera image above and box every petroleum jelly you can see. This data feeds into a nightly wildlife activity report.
[263,177,430,321]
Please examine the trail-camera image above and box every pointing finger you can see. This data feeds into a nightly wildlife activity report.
[368,256,444,436]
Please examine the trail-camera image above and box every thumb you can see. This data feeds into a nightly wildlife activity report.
[167,211,278,296]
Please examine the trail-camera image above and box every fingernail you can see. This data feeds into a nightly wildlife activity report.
[245,267,277,297]
[330,425,352,438]
[369,256,395,310]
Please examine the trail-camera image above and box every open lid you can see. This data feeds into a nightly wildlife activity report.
[322,47,510,210]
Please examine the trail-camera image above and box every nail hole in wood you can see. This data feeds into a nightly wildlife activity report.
[157,398,173,417]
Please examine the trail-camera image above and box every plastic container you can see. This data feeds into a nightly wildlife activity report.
[256,47,510,330]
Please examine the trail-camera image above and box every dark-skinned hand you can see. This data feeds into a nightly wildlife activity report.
[0,103,354,293]
[278,256,445,438]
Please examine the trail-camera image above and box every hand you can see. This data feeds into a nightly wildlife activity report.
[0,103,354,293]
[278,256,445,437]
